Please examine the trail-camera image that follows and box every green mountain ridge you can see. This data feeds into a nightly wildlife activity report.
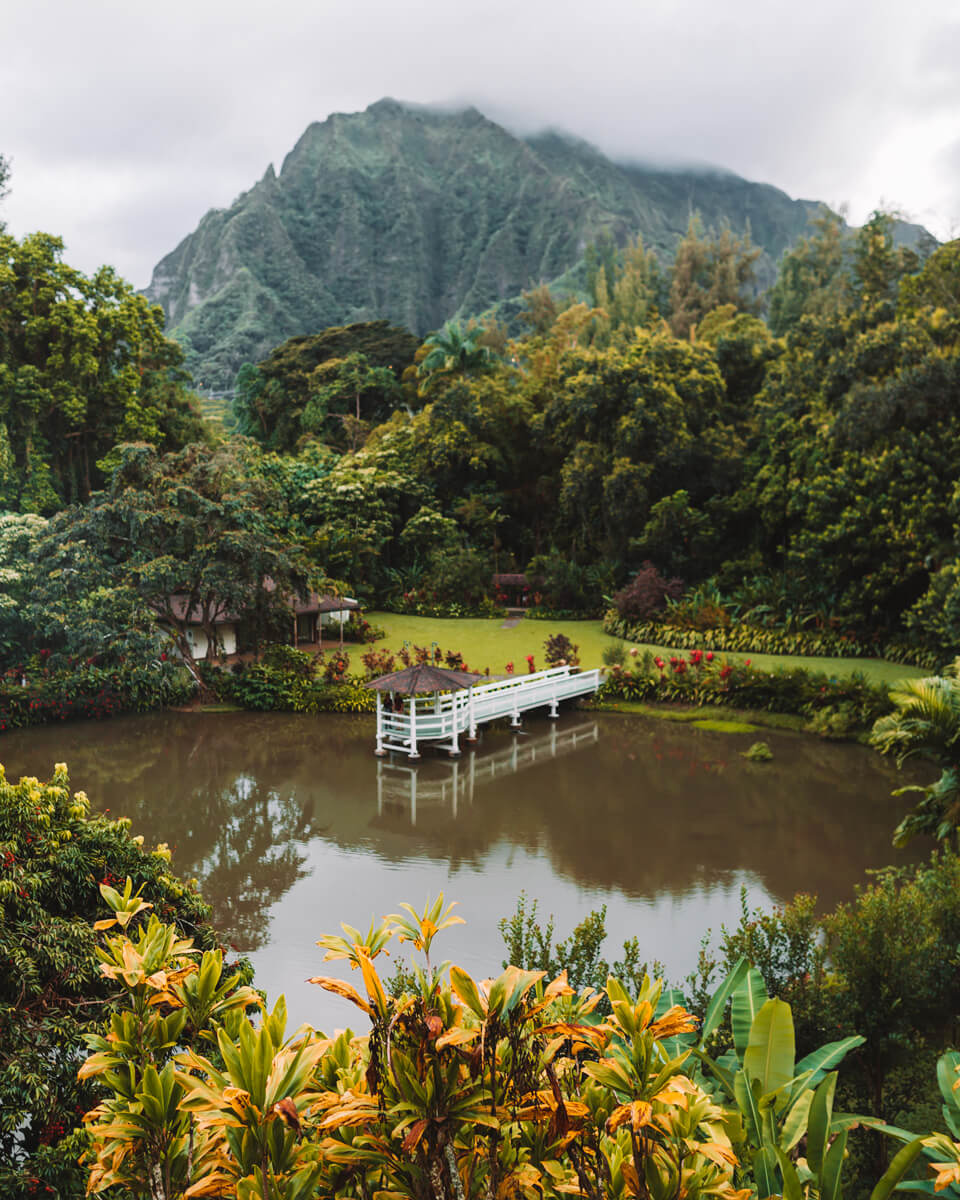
[143,98,917,390]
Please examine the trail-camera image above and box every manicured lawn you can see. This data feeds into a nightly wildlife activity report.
[363,612,922,687]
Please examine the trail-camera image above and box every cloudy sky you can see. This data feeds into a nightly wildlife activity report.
[4,0,959,288]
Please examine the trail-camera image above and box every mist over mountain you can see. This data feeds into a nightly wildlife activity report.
[143,99,881,389]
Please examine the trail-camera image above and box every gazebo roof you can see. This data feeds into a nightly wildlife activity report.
[365,663,485,694]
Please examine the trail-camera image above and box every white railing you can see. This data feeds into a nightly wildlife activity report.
[374,666,602,758]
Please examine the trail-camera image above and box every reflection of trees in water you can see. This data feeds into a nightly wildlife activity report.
[101,721,318,949]
[187,775,310,950]
[2,713,320,951]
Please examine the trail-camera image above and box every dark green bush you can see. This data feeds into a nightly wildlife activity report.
[0,763,241,1200]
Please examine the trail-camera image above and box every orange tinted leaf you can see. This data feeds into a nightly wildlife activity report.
[307,976,373,1016]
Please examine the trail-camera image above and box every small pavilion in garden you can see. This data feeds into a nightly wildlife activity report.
[366,663,484,760]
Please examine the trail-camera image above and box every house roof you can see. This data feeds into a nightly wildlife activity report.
[314,595,361,614]
[165,588,360,624]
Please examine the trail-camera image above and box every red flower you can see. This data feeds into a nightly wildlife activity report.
[744,659,752,667]
[706,651,713,662]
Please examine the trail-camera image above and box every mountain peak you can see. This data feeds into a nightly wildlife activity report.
[145,101,828,389]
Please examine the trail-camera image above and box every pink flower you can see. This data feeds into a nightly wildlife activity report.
[629,647,639,657]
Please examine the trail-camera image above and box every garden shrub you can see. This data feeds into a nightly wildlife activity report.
[260,642,315,677]
[543,631,580,668]
[211,660,374,713]
[598,650,893,728]
[664,580,732,630]
[601,640,627,667]
[360,647,397,679]
[0,762,241,1200]
[383,591,505,619]
[0,659,194,733]
[612,562,684,623]
[339,614,385,643]
[525,606,603,620]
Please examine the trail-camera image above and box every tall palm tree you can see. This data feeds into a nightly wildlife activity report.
[870,661,960,846]
[417,321,497,389]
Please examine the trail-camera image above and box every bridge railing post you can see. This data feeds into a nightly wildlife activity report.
[409,696,419,760]
[375,692,387,755]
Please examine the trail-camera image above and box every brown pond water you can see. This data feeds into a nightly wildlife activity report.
[0,709,926,1030]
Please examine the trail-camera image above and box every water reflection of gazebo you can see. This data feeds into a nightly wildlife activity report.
[375,718,601,824]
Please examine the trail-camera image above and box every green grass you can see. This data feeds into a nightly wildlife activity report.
[690,718,760,733]
[364,612,922,687]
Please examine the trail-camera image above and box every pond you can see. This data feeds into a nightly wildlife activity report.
[0,709,924,1030]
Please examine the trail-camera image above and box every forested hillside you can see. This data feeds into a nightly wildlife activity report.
[145,99,866,388]
[4,139,959,685]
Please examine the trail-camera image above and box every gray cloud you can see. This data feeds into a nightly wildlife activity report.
[3,0,957,287]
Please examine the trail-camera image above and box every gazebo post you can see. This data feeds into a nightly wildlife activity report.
[409,695,419,760]
[447,689,461,758]
[466,685,477,743]
[375,691,386,756]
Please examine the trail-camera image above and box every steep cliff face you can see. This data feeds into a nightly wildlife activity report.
[145,99,825,388]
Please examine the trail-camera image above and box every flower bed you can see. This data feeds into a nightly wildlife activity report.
[599,648,893,729]
[603,611,942,671]
[0,660,195,732]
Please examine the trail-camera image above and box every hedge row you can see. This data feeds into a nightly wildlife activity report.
[0,662,195,732]
[603,611,943,671]
[209,664,375,714]
[599,650,894,730]
[381,593,506,620]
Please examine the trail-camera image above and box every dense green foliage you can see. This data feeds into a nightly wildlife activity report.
[0,763,238,1199]
[0,658,193,732]
[0,230,207,512]
[2,441,316,688]
[79,870,960,1200]
[233,320,419,451]
[871,660,960,846]
[207,645,375,713]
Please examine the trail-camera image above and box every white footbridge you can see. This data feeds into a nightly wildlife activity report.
[374,665,603,759]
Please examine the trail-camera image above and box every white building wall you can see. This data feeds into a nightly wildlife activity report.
[183,623,236,659]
